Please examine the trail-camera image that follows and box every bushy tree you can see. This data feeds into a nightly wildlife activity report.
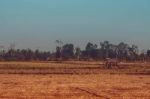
[62,44,74,59]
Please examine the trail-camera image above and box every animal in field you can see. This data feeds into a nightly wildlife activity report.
[105,58,119,69]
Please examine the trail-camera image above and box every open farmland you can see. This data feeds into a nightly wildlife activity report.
[0,61,150,99]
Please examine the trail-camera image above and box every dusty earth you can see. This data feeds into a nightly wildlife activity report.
[0,62,150,99]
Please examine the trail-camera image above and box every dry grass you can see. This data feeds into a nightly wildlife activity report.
[0,61,150,99]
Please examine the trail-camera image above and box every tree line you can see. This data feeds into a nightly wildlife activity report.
[0,40,150,61]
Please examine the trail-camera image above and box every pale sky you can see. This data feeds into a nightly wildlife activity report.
[0,0,150,51]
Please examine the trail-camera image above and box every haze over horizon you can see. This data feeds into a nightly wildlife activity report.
[0,0,150,51]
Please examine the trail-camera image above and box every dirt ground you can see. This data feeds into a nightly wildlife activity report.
[0,62,150,99]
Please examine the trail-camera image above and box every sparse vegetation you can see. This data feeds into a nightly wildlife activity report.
[0,61,150,99]
[0,41,150,98]
[0,41,150,62]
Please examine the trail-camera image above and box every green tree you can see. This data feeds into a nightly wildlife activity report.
[85,42,98,59]
[62,44,74,59]
[117,42,129,60]
[100,41,111,58]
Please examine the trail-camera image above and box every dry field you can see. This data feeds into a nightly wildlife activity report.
[0,61,150,99]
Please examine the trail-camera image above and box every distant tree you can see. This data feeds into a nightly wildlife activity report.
[127,45,139,61]
[131,45,139,54]
[100,41,111,58]
[86,42,97,51]
[117,42,129,60]
[55,46,61,59]
[85,42,98,59]
[108,44,118,58]
[62,44,74,59]
[55,40,63,48]
[147,50,150,57]
[55,40,63,60]
[75,47,81,60]
[146,49,150,61]
[0,40,147,62]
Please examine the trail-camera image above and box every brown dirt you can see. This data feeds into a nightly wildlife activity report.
[0,61,150,99]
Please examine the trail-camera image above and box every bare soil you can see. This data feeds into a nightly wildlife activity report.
[0,61,150,99]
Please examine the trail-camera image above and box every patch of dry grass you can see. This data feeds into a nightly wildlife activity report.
[0,61,150,74]
[0,74,150,99]
[0,61,150,98]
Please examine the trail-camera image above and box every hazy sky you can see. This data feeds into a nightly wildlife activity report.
[0,0,150,51]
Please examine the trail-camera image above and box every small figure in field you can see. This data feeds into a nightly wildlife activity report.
[105,58,119,69]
